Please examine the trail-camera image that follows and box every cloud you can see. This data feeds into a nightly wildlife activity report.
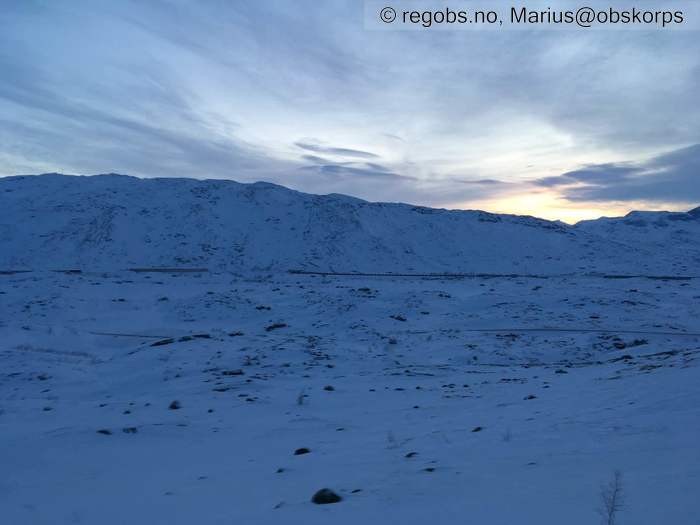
[534,164,641,188]
[305,163,404,179]
[299,155,411,181]
[300,154,329,164]
[1,1,699,216]
[538,144,700,203]
[294,152,510,206]
[295,141,380,159]
[455,178,510,186]
[0,51,286,180]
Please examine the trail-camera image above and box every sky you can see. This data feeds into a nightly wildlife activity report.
[1,0,699,222]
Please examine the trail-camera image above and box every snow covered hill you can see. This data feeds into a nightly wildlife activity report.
[1,173,698,274]
[576,208,700,274]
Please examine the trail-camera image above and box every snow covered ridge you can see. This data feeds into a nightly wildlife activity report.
[1,173,698,274]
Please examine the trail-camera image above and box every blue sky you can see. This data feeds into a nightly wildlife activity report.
[1,0,699,221]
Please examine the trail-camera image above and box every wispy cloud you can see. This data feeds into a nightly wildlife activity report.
[455,178,510,186]
[535,144,700,203]
[1,1,699,217]
[295,141,380,159]
[534,164,641,188]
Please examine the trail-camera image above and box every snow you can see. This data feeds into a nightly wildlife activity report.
[1,175,699,524]
[3,173,698,275]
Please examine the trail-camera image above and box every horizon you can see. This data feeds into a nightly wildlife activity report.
[2,1,700,223]
[7,171,699,225]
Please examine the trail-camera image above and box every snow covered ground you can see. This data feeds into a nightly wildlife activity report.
[2,269,699,524]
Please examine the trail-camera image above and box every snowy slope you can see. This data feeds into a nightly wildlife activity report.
[2,173,695,274]
[576,208,700,274]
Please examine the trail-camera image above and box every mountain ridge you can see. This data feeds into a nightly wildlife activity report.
[1,173,698,274]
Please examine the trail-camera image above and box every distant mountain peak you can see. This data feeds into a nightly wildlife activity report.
[688,206,700,218]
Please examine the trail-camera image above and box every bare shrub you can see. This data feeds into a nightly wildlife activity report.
[598,470,624,525]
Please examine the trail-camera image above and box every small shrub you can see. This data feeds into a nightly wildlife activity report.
[598,470,624,525]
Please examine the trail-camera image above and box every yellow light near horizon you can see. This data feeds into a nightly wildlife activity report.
[455,192,666,224]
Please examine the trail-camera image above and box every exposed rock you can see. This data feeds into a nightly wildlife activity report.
[311,488,341,504]
[151,338,174,347]
[222,369,245,376]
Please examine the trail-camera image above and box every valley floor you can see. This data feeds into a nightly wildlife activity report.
[1,271,699,524]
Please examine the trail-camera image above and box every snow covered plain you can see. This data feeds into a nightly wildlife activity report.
[1,175,699,524]
[2,270,699,524]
